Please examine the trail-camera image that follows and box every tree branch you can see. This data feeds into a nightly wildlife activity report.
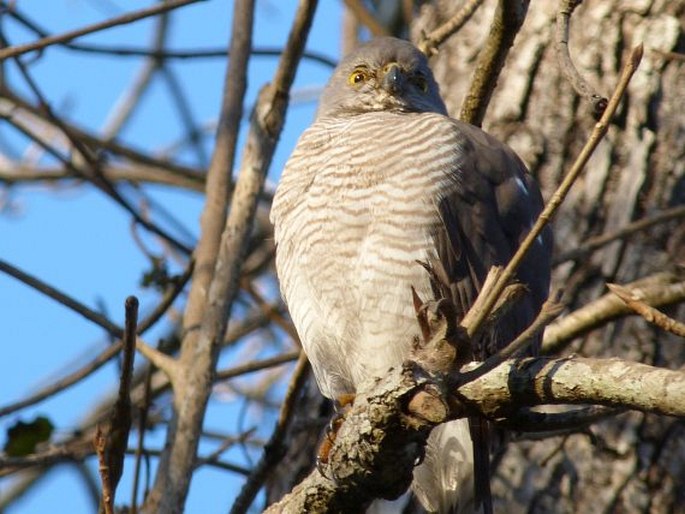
[553,205,685,265]
[542,272,685,355]
[462,43,643,339]
[459,0,529,126]
[141,0,256,510]
[555,0,608,119]
[607,283,685,338]
[0,0,204,61]
[417,0,485,56]
[230,353,310,514]
[142,1,318,511]
[342,0,390,37]
[266,354,685,512]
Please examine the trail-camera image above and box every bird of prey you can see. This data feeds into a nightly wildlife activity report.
[271,37,552,513]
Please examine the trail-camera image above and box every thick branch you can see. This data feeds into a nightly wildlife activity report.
[141,0,256,511]
[266,356,685,512]
[142,1,318,512]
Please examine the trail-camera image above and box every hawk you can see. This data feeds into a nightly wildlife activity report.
[271,37,552,513]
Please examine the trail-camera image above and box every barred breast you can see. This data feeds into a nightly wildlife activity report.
[271,110,467,400]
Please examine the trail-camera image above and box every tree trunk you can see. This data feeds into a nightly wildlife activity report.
[414,1,685,512]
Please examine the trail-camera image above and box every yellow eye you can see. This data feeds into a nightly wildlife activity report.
[348,70,368,86]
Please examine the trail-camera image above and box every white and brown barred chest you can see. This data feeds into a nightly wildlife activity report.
[272,112,465,399]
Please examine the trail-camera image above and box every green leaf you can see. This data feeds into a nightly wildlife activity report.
[4,416,54,456]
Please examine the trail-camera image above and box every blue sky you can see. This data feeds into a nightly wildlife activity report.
[0,1,343,512]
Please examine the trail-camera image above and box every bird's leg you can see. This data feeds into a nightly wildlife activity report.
[316,393,356,477]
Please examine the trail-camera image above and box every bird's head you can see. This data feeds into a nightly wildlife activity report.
[316,37,447,119]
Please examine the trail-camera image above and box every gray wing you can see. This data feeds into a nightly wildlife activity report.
[430,119,553,514]
[432,119,552,359]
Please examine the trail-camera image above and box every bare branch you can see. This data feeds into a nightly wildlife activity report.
[553,205,685,265]
[0,264,190,417]
[463,43,643,339]
[543,272,685,355]
[608,283,685,338]
[0,257,122,337]
[266,355,685,511]
[97,297,138,510]
[342,0,390,37]
[101,9,170,139]
[459,0,529,126]
[95,426,114,514]
[0,0,204,61]
[215,351,300,382]
[555,0,608,119]
[460,298,564,385]
[143,1,318,511]
[230,353,310,514]
[417,0,485,56]
[0,87,204,180]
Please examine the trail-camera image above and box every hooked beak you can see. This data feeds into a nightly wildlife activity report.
[380,62,405,95]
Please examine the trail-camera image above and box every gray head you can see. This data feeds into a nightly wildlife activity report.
[316,37,447,119]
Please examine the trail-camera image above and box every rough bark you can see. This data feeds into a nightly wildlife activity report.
[413,1,685,512]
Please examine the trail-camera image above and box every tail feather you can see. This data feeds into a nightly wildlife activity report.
[411,419,477,513]
[469,416,492,514]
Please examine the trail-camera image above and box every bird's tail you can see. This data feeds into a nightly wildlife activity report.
[411,418,479,513]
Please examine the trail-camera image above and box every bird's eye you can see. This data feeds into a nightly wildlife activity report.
[348,69,368,86]
[412,74,428,93]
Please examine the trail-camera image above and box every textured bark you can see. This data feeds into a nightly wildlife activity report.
[413,1,685,513]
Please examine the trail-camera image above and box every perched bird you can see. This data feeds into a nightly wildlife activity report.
[271,37,552,513]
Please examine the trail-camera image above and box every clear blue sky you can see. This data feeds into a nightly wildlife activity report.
[0,1,342,512]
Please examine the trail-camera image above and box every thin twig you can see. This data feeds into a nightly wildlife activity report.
[342,0,389,37]
[459,299,564,385]
[555,0,608,119]
[543,272,685,354]
[463,43,643,340]
[160,65,207,166]
[215,351,301,382]
[1,86,204,181]
[229,352,311,514]
[0,264,190,417]
[0,163,205,191]
[0,258,122,337]
[553,204,685,265]
[652,49,685,62]
[417,0,485,55]
[1,93,193,254]
[607,283,685,338]
[0,0,204,61]
[459,0,529,126]
[101,8,169,139]
[95,426,114,514]
[5,7,337,66]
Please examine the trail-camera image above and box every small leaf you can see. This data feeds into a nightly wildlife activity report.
[4,416,54,456]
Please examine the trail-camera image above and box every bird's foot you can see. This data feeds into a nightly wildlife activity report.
[316,393,355,478]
